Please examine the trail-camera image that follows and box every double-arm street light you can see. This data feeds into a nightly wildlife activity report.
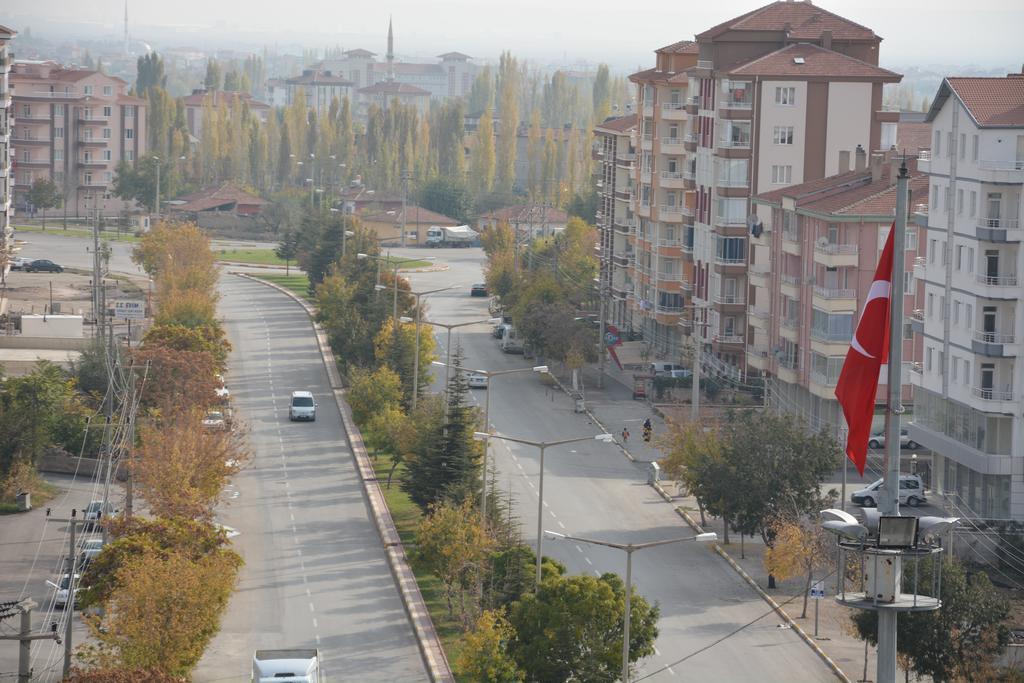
[417,318,499,403]
[396,283,461,408]
[433,361,548,515]
[545,530,717,683]
[474,432,616,585]
[358,252,432,334]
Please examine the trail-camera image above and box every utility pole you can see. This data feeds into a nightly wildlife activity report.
[0,598,60,683]
[400,169,411,247]
[690,312,702,421]
[153,156,160,223]
[46,509,86,679]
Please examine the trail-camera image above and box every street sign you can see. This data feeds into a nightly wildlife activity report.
[114,299,146,320]
[810,581,826,600]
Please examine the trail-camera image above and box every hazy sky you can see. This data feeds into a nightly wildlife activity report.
[5,0,1022,70]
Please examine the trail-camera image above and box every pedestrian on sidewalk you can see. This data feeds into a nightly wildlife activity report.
[621,427,630,443]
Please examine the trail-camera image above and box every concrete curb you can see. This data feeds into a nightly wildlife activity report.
[232,272,456,683]
[650,481,850,683]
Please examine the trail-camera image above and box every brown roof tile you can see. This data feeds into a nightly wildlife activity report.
[698,1,877,41]
[363,205,459,225]
[895,121,931,154]
[628,68,673,84]
[727,43,900,81]
[594,114,638,134]
[480,205,569,224]
[358,81,431,96]
[657,40,698,55]
[173,183,266,213]
[945,76,1024,127]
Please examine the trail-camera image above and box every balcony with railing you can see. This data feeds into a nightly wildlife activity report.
[712,333,745,345]
[614,187,632,201]
[976,216,1022,242]
[971,386,1015,405]
[913,255,927,276]
[909,308,925,334]
[660,137,685,153]
[685,95,700,114]
[716,173,749,189]
[642,102,654,118]
[660,170,687,189]
[661,101,687,120]
[696,60,713,70]
[972,328,1018,357]
[813,286,856,301]
[616,151,636,167]
[713,254,745,268]
[977,159,1024,183]
[813,242,859,267]
[749,261,770,287]
[717,135,751,151]
[780,274,801,299]
[810,370,838,388]
[712,292,745,306]
[720,84,753,112]
[976,272,1018,291]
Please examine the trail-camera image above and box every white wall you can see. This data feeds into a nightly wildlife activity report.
[756,80,807,190]
[824,82,872,176]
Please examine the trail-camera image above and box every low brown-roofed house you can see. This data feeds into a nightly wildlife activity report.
[361,204,460,245]
[172,183,266,215]
[477,205,569,240]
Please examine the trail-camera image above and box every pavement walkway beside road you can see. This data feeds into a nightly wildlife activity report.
[548,359,912,683]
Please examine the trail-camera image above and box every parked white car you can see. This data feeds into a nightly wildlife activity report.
[868,428,919,450]
[466,373,488,389]
[80,538,105,565]
[851,474,927,508]
[47,573,81,609]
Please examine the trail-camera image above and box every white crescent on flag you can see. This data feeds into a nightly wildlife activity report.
[850,279,890,358]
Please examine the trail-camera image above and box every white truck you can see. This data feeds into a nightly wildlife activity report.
[425,224,478,247]
[252,649,321,682]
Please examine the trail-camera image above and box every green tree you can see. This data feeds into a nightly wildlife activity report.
[203,59,222,91]
[401,347,482,511]
[345,365,402,426]
[763,516,831,618]
[27,177,61,228]
[496,52,520,194]
[134,53,166,97]
[274,228,300,276]
[112,158,160,212]
[851,557,1011,682]
[507,572,659,682]
[592,64,612,122]
[419,176,472,224]
[469,107,496,198]
[0,362,78,475]
[373,319,435,408]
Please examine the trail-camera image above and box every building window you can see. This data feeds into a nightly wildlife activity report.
[927,292,934,317]
[929,238,937,263]
[125,105,135,118]
[21,104,30,116]
[967,247,974,273]
[957,188,963,214]
[126,150,135,161]
[972,134,979,161]
[931,184,939,209]
[939,296,945,320]
[956,244,963,270]
[953,299,961,324]
[970,191,977,217]
[102,149,112,161]
[54,127,63,138]
[966,303,973,326]
[947,132,953,157]
[926,347,933,371]
[54,104,64,116]
[103,106,112,117]
[104,171,112,183]
[959,133,966,159]
[102,128,111,139]
[771,165,792,184]
[84,85,93,95]
[943,187,950,211]
[84,172,93,185]
[952,356,959,381]
[125,129,134,139]
[775,87,795,105]
[103,85,113,96]
[903,270,913,292]
[964,360,970,385]
[772,126,794,145]
[934,130,941,157]
[54,149,62,161]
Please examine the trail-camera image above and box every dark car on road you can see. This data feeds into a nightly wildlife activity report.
[26,259,63,273]
[471,283,488,297]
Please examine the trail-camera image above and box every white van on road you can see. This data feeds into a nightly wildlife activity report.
[289,391,317,421]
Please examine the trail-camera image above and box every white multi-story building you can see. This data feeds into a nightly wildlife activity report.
[0,25,14,288]
[909,73,1024,520]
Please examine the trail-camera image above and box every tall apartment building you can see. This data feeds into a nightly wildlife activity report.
[10,61,147,217]
[1,25,15,286]
[609,1,903,373]
[627,41,699,353]
[593,114,638,330]
[908,74,1024,520]
[750,149,926,435]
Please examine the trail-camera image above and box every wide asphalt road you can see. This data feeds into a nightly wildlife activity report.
[394,246,835,682]
[192,275,426,682]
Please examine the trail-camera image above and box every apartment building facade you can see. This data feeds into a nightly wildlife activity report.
[628,41,699,354]
[908,74,1024,520]
[750,150,926,435]
[1,26,15,285]
[593,114,637,331]
[10,61,147,217]
[680,1,900,374]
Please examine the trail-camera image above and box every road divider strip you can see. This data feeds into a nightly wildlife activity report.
[232,272,456,683]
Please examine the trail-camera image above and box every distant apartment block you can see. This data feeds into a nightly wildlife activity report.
[593,114,638,331]
[10,60,147,217]
[283,70,355,118]
[1,25,15,286]
[750,149,926,435]
[908,73,1024,519]
[314,50,478,102]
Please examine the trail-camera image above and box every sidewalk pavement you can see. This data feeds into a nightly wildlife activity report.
[546,360,915,683]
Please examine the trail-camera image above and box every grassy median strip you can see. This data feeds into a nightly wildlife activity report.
[370,453,466,667]
[15,224,140,242]
[249,273,313,300]
[215,248,287,266]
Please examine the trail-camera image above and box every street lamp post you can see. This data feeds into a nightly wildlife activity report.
[358,251,430,327]
[152,156,160,223]
[397,284,460,408]
[545,530,717,683]
[417,318,499,405]
[434,361,548,515]
[328,209,355,258]
[475,432,616,585]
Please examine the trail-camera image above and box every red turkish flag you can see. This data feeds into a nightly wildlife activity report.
[834,224,895,476]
